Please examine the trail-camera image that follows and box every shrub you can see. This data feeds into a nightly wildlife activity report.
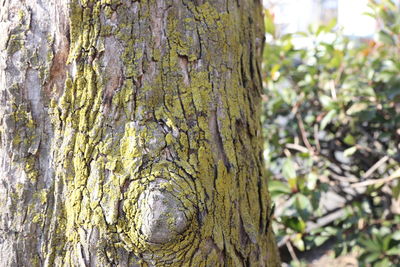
[263,1,400,265]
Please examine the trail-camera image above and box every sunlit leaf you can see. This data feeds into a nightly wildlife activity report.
[282,217,306,233]
[282,158,296,180]
[381,235,392,250]
[363,252,381,263]
[268,180,292,196]
[295,194,312,212]
[346,102,369,115]
[344,146,357,157]
[264,9,276,36]
[359,237,381,252]
[320,109,336,130]
[306,172,318,190]
[314,235,329,246]
[386,247,400,255]
[376,30,395,45]
[292,234,305,251]
[344,134,356,145]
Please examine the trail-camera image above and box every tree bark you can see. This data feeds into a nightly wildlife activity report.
[0,0,280,266]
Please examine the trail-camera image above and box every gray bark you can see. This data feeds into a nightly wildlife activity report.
[0,0,280,266]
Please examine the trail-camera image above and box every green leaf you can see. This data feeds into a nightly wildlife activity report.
[270,64,281,81]
[364,252,381,263]
[292,234,305,251]
[344,134,356,145]
[281,33,293,42]
[382,0,397,10]
[391,230,400,240]
[319,95,333,109]
[264,9,276,36]
[323,226,339,236]
[316,24,326,36]
[374,258,391,267]
[268,180,292,195]
[344,146,357,157]
[295,194,312,212]
[382,234,392,250]
[386,247,400,255]
[288,178,297,192]
[346,102,369,115]
[308,23,319,35]
[359,237,381,252]
[282,217,306,233]
[282,158,296,180]
[320,110,336,130]
[306,172,318,190]
[314,235,329,246]
[326,18,337,32]
[377,30,395,45]
[358,109,377,122]
[386,87,400,100]
[363,11,376,18]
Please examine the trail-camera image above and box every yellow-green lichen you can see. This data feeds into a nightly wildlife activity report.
[46,0,279,265]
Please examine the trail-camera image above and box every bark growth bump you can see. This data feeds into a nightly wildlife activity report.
[139,179,190,244]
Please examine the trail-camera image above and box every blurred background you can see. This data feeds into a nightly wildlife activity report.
[261,0,400,266]
[264,0,376,37]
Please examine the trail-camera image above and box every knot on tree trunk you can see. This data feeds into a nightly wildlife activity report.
[138,180,190,244]
[120,161,202,257]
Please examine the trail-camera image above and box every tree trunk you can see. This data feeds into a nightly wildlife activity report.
[0,0,280,266]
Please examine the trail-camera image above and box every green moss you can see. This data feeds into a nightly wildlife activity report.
[30,254,40,267]
[32,213,43,223]
[100,25,114,36]
[7,35,24,55]
[46,0,278,265]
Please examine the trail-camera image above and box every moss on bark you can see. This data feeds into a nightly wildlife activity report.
[1,0,280,266]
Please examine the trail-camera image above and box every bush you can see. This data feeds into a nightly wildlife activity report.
[263,1,400,265]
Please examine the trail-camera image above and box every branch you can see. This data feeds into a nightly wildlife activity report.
[362,155,389,179]
[296,113,314,154]
[351,168,400,188]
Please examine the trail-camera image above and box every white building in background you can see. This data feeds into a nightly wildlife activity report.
[264,0,376,37]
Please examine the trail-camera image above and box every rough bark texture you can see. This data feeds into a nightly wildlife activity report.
[0,0,280,266]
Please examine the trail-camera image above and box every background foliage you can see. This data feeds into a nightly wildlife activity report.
[262,0,400,266]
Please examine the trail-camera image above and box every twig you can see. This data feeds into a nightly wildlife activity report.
[329,80,337,100]
[277,194,365,248]
[278,236,290,248]
[306,208,346,232]
[283,148,292,158]
[291,101,301,116]
[351,168,400,188]
[314,124,321,153]
[362,155,389,179]
[334,61,345,86]
[286,143,309,154]
[330,172,359,183]
[290,92,305,115]
[296,113,314,154]
[286,240,299,262]
[277,209,347,248]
